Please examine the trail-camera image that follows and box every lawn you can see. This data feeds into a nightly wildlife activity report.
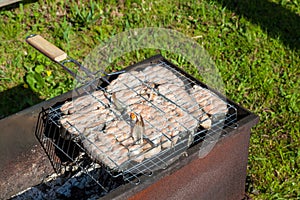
[0,0,299,199]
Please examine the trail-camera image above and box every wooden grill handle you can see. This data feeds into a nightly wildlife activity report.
[26,34,67,62]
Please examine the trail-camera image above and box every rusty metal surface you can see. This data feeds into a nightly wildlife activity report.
[130,127,251,200]
[0,53,259,199]
[0,144,53,199]
[0,112,38,170]
[0,99,258,200]
[101,114,259,200]
[0,91,73,199]
[0,90,73,168]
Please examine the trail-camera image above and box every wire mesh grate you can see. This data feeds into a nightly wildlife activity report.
[35,56,238,191]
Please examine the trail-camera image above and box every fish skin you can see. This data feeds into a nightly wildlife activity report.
[112,92,125,112]
[131,114,145,145]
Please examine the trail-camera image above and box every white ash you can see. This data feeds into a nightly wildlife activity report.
[10,165,113,200]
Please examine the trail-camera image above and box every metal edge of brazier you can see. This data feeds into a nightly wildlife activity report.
[0,90,73,200]
[100,113,259,200]
[0,55,259,199]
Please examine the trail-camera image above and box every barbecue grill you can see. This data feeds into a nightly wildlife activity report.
[26,34,238,191]
[0,34,259,199]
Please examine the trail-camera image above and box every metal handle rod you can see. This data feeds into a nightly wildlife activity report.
[26,34,127,84]
[26,34,94,80]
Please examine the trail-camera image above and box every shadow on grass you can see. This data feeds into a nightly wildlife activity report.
[215,0,300,51]
[0,85,42,119]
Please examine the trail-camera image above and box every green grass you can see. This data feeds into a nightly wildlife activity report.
[0,0,299,199]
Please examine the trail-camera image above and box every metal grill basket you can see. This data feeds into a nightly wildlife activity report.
[28,35,237,192]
